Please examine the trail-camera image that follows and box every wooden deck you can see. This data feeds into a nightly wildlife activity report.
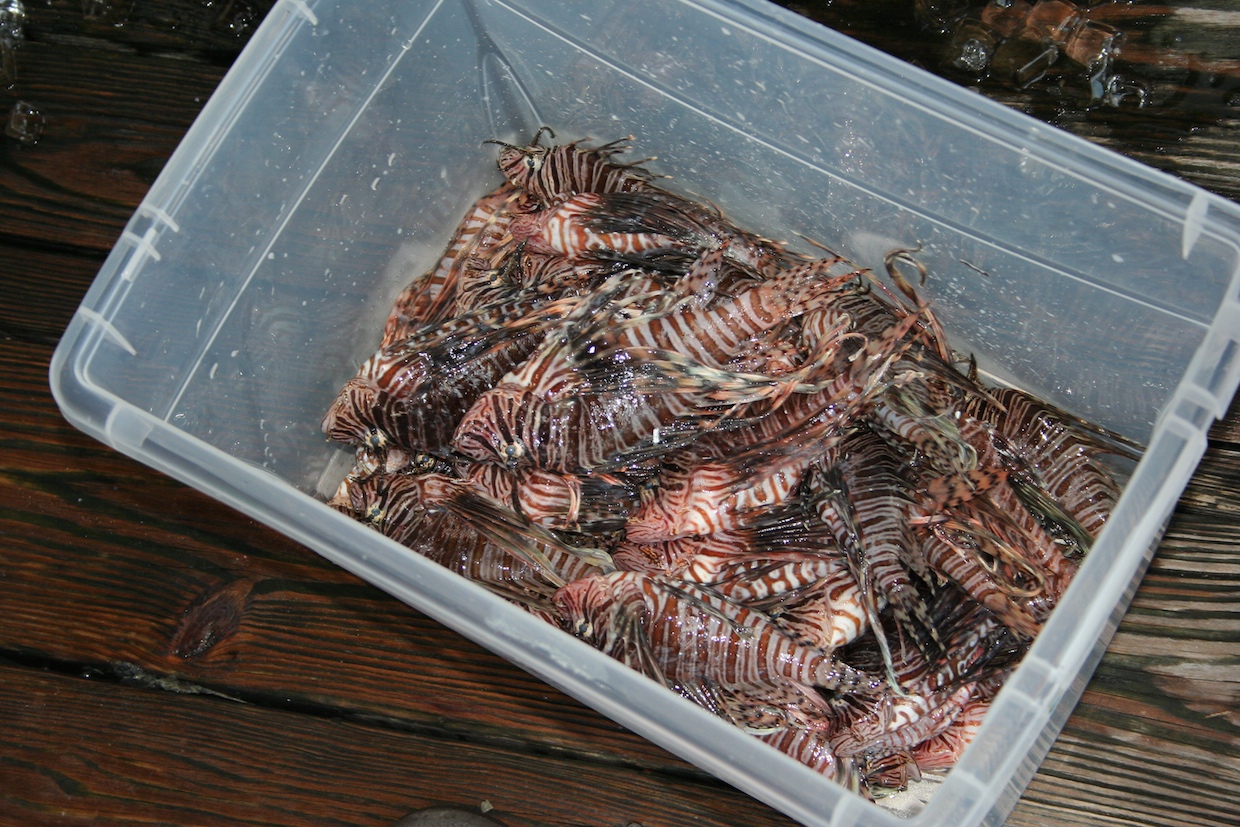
[2,2,1237,826]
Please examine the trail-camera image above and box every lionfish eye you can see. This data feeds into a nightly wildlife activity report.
[524,153,541,173]
[363,503,385,526]
[502,440,526,464]
[411,452,436,474]
[364,427,387,450]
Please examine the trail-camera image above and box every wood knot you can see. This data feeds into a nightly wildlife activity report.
[168,580,251,661]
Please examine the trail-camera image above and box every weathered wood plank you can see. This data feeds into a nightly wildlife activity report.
[0,41,227,251]
[0,242,103,345]
[1208,395,1240,447]
[0,661,799,827]
[23,0,274,60]
[1014,718,1240,827]
[1160,440,1240,520]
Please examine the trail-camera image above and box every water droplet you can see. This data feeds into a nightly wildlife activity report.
[5,100,44,144]
[1102,74,1149,109]
[210,0,260,38]
[946,20,998,75]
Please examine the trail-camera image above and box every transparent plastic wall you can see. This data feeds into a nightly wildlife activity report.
[70,0,1240,494]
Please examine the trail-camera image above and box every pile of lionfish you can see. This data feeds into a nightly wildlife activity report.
[322,130,1138,798]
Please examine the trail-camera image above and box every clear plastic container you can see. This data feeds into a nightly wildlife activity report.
[50,1,1240,825]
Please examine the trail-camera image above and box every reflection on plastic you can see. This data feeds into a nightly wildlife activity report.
[5,100,43,144]
[0,0,24,87]
[0,0,23,39]
[1024,0,1079,44]
[81,0,134,25]
[0,38,15,87]
[466,0,541,141]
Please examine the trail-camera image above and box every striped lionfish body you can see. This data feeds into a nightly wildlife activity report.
[323,290,575,453]
[382,181,529,343]
[809,427,946,675]
[625,448,814,542]
[965,387,1130,544]
[464,462,635,535]
[554,571,881,693]
[493,130,661,205]
[509,193,681,262]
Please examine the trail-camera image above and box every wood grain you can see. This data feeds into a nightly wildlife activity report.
[24,0,275,59]
[0,42,227,251]
[0,662,800,827]
[0,241,103,345]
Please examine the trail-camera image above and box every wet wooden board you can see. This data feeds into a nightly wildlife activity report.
[0,662,798,827]
[2,1,1239,826]
[0,241,102,345]
[0,41,226,250]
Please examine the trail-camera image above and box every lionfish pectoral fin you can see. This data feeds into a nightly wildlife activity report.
[480,582,560,615]
[613,608,672,688]
[472,488,618,572]
[435,488,621,587]
[583,190,711,239]
[888,586,948,662]
[1005,472,1095,557]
